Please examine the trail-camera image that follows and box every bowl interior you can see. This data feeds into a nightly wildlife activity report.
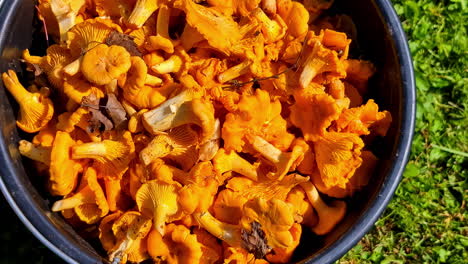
[0,0,413,263]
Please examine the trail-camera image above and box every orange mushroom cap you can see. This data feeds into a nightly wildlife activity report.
[222,89,294,152]
[49,131,85,196]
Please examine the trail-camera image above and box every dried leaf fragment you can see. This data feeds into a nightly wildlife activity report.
[106,31,142,57]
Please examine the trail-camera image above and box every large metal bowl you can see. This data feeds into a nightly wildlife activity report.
[0,0,415,263]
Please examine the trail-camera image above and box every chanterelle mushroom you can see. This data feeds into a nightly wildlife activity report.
[212,148,259,182]
[109,211,152,264]
[18,140,51,165]
[49,131,84,196]
[135,180,182,235]
[81,44,132,86]
[50,0,86,41]
[51,166,109,224]
[300,181,346,235]
[71,131,135,180]
[142,90,216,142]
[2,70,54,133]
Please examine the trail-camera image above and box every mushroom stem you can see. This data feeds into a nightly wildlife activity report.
[18,140,51,165]
[156,4,171,39]
[51,186,95,211]
[249,135,304,180]
[213,149,258,181]
[218,60,252,83]
[194,212,241,247]
[151,55,183,74]
[121,100,138,116]
[145,74,163,86]
[71,142,108,160]
[105,178,122,212]
[300,42,326,89]
[251,8,285,43]
[154,205,169,235]
[249,136,282,163]
[300,181,347,235]
[127,0,159,28]
[2,70,31,103]
[63,58,81,76]
[22,49,44,65]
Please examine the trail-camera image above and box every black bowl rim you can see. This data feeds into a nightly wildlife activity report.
[0,0,415,263]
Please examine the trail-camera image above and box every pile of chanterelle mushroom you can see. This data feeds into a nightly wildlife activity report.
[2,0,392,263]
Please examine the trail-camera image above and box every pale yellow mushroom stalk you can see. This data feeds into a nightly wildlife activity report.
[127,0,162,29]
[248,135,307,180]
[18,140,51,165]
[50,0,86,42]
[251,8,286,44]
[217,60,252,84]
[142,91,215,141]
[194,212,242,247]
[300,181,346,235]
[212,149,258,181]
[199,119,221,161]
[146,4,174,54]
[151,55,183,75]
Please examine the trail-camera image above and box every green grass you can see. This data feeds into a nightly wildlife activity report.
[339,0,468,263]
[1,1,467,263]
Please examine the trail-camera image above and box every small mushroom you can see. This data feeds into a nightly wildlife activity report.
[289,88,344,142]
[136,180,182,235]
[56,107,101,142]
[217,60,252,84]
[99,211,123,252]
[248,135,307,180]
[139,124,199,166]
[212,148,259,182]
[313,132,364,189]
[151,55,184,75]
[49,131,84,196]
[240,197,295,249]
[277,0,310,37]
[194,211,243,247]
[109,211,152,264]
[51,166,109,224]
[177,161,219,214]
[63,74,105,104]
[18,140,51,165]
[266,223,302,263]
[2,70,54,133]
[145,5,175,54]
[312,150,378,198]
[71,131,135,180]
[222,89,294,153]
[50,0,86,41]
[193,228,223,264]
[67,18,123,58]
[127,0,165,28]
[124,56,163,96]
[251,8,287,44]
[147,224,203,263]
[300,181,346,235]
[124,82,180,110]
[142,91,216,142]
[198,118,221,162]
[81,44,132,86]
[299,40,346,89]
[23,45,73,90]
